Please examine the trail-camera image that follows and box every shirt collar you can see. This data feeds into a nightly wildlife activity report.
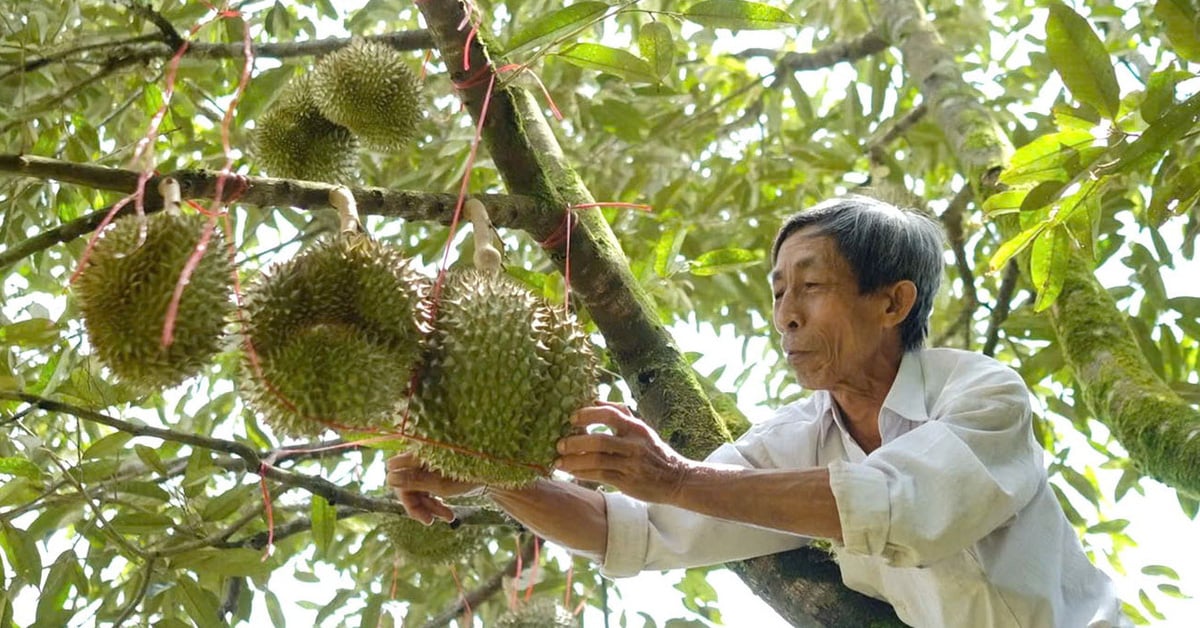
[880,350,931,422]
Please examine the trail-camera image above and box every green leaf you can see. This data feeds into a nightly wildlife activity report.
[0,521,42,586]
[1114,468,1141,501]
[1059,466,1101,507]
[1115,92,1200,173]
[202,484,257,522]
[82,431,132,460]
[1141,564,1180,579]
[35,550,77,626]
[108,511,173,535]
[174,575,222,628]
[981,190,1028,217]
[311,495,336,559]
[503,2,609,55]
[1139,589,1165,620]
[638,22,675,80]
[265,590,286,628]
[1157,583,1187,598]
[0,318,59,348]
[688,248,761,276]
[989,221,1046,271]
[134,444,169,476]
[1031,225,1071,311]
[1001,130,1095,186]
[0,457,41,481]
[170,548,273,578]
[683,0,797,31]
[1178,491,1199,518]
[654,227,689,277]
[1155,0,1200,61]
[1086,519,1130,534]
[1045,3,1120,118]
[557,43,659,84]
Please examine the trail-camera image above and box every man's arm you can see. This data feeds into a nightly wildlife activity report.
[556,402,843,542]
[387,453,608,559]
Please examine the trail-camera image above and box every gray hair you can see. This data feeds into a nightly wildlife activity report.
[771,195,945,352]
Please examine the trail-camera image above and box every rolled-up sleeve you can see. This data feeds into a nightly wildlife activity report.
[829,369,1043,568]
[601,420,816,577]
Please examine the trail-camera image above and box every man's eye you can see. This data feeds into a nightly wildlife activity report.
[804,282,820,289]
[772,291,784,300]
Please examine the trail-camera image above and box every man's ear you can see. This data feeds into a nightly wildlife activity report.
[881,280,918,329]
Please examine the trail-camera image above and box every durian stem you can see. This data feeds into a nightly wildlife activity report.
[329,186,360,233]
[465,198,501,273]
[157,176,181,216]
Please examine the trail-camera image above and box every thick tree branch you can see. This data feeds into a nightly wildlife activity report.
[0,153,540,269]
[934,186,978,348]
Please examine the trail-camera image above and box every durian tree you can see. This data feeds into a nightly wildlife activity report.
[1,0,1198,626]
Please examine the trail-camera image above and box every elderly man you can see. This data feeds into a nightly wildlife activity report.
[388,196,1127,627]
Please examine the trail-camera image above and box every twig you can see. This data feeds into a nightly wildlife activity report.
[419,536,539,628]
[867,102,929,166]
[982,260,1020,357]
[0,153,542,270]
[123,1,185,50]
[113,556,158,627]
[0,61,126,136]
[733,32,888,72]
[933,186,978,348]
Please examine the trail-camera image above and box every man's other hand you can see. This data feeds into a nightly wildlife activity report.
[386,452,481,524]
[556,401,696,504]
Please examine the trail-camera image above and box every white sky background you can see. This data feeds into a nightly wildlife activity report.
[6,1,1199,626]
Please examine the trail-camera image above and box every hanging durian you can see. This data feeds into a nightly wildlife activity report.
[376,514,488,567]
[310,38,423,151]
[411,200,597,488]
[241,187,429,437]
[74,178,233,389]
[496,599,578,628]
[251,73,359,182]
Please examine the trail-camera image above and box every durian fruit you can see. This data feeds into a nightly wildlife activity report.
[241,188,429,437]
[251,73,359,182]
[310,38,423,152]
[74,178,233,389]
[411,200,597,488]
[496,599,578,628]
[376,514,488,567]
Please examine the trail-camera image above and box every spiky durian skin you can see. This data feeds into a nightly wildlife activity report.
[251,74,359,182]
[310,39,422,152]
[412,269,597,488]
[376,515,487,567]
[496,599,578,628]
[241,233,429,437]
[74,212,233,389]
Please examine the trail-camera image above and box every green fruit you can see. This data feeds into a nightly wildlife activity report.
[241,232,429,437]
[74,212,233,389]
[251,73,359,182]
[496,599,578,628]
[310,39,423,151]
[376,515,487,567]
[412,269,597,488]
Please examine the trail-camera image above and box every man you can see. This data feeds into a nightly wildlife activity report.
[388,195,1127,627]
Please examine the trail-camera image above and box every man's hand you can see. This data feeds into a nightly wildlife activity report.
[555,401,696,505]
[386,452,481,524]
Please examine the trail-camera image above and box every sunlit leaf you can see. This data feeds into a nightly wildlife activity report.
[1114,92,1200,173]
[312,494,336,559]
[1031,225,1071,311]
[990,221,1046,271]
[638,21,675,80]
[557,43,659,84]
[688,248,761,276]
[1046,3,1120,118]
[503,2,609,55]
[1155,0,1200,61]
[0,456,41,481]
[683,0,797,30]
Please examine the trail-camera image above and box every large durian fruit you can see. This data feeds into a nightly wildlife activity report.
[496,599,578,628]
[310,38,423,152]
[411,200,597,488]
[74,183,233,389]
[241,189,429,437]
[376,514,488,567]
[251,73,359,183]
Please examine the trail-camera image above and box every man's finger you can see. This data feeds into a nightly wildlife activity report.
[557,433,634,457]
[570,404,647,437]
[386,451,419,472]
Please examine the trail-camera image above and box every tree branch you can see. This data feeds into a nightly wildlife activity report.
[983,260,1019,357]
[113,556,158,628]
[733,32,889,72]
[933,186,978,348]
[419,536,539,628]
[0,153,541,270]
[3,30,433,80]
[868,102,929,166]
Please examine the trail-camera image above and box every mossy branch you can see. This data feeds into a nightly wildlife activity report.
[1051,262,1200,497]
[733,32,889,72]
[415,0,729,458]
[0,153,540,270]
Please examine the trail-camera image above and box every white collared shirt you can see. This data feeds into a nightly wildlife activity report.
[601,348,1128,628]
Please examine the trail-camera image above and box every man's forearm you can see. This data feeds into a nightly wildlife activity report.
[488,478,609,559]
[671,465,843,542]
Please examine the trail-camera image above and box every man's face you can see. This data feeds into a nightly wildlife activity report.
[770,227,893,390]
